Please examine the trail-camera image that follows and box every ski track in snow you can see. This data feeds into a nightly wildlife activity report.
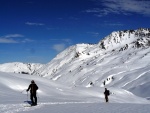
[0,101,94,113]
[1,101,150,113]
[122,70,150,87]
[0,103,42,113]
[1,102,150,113]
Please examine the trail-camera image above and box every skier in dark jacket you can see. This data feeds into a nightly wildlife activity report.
[104,88,110,102]
[26,80,38,106]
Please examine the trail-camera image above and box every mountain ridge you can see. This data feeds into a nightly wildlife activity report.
[34,28,150,77]
[0,62,43,74]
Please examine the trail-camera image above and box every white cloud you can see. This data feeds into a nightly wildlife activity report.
[0,38,18,43]
[4,34,24,38]
[62,39,72,44]
[26,22,45,26]
[0,34,24,43]
[52,43,66,52]
[0,34,34,43]
[22,38,35,43]
[86,0,150,16]
[103,0,150,15]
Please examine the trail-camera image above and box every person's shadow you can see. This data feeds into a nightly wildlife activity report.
[24,101,32,105]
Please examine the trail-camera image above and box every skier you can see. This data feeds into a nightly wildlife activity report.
[26,80,38,106]
[103,80,106,86]
[104,88,110,103]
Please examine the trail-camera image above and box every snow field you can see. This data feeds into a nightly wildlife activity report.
[0,72,150,113]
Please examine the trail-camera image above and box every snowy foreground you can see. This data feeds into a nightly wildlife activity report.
[0,72,150,113]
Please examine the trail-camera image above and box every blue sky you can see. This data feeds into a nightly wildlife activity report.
[0,0,150,64]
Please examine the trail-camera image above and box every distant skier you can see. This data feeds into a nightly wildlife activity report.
[104,88,110,103]
[26,80,38,106]
[103,80,106,86]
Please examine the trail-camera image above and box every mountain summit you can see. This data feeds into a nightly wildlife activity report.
[99,28,150,51]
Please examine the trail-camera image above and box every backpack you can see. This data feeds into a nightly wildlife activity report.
[107,90,110,96]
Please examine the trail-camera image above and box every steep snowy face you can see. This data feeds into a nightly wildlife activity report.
[36,28,150,78]
[98,28,150,51]
[33,44,95,77]
[0,62,43,74]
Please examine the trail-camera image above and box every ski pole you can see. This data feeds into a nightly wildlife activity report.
[21,89,26,93]
[37,92,40,104]
[27,91,28,101]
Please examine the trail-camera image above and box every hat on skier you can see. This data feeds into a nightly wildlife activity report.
[31,80,35,83]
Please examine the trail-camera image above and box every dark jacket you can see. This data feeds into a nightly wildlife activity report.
[104,89,110,96]
[27,83,38,94]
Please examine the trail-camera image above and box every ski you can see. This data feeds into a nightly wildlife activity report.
[24,104,38,107]
[24,106,32,107]
[24,105,32,107]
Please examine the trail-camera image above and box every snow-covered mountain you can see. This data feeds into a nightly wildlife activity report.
[1,28,150,113]
[33,28,150,98]
[0,62,43,74]
[1,28,150,99]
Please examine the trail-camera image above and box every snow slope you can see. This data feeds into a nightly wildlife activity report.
[0,72,150,113]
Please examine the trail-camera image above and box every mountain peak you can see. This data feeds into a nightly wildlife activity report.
[98,28,150,52]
